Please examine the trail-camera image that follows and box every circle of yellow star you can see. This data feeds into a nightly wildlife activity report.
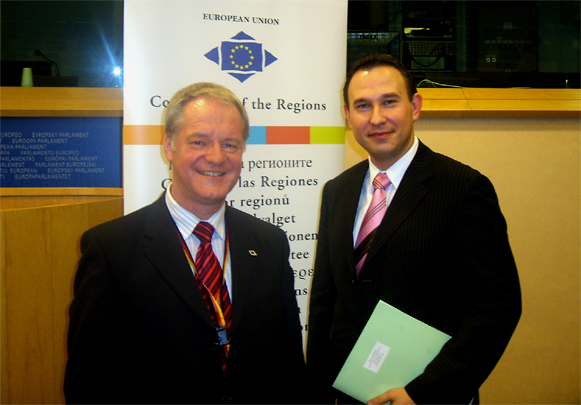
[230,45,255,71]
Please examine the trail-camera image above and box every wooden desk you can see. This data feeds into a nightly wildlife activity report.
[1,87,124,404]
[418,88,581,118]
[2,86,579,120]
[0,87,123,117]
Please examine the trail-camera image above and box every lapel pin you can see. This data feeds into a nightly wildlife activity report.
[248,250,257,256]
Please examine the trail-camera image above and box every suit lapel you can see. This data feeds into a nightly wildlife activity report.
[336,161,369,276]
[141,196,215,328]
[365,142,434,266]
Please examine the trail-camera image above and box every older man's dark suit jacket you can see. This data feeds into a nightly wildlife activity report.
[64,194,305,404]
[307,141,521,404]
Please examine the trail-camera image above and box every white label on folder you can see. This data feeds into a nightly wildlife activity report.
[363,342,391,373]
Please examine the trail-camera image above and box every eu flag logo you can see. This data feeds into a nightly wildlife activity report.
[221,41,263,72]
[205,32,277,83]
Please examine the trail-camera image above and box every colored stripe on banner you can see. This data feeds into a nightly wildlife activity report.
[267,126,310,144]
[310,126,346,144]
[123,125,344,145]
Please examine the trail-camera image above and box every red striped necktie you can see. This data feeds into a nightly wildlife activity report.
[194,222,232,367]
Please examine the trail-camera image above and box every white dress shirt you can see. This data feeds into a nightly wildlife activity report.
[353,136,419,245]
[165,185,233,299]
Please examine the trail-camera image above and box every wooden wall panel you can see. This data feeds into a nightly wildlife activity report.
[1,198,123,404]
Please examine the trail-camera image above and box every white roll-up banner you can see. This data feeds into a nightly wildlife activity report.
[124,0,348,340]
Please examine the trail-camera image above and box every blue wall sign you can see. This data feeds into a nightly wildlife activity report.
[1,117,122,188]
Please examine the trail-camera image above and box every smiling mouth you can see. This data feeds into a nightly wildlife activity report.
[369,131,392,138]
[198,170,225,177]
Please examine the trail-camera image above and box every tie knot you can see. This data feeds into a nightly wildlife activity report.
[194,222,214,244]
[373,172,391,191]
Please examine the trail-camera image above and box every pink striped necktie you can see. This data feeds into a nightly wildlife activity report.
[354,173,391,277]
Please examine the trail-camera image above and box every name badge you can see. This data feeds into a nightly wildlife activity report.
[217,327,230,346]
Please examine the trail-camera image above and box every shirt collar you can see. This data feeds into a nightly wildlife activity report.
[367,136,419,191]
[165,184,226,242]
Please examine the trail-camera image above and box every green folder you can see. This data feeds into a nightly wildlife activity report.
[332,300,451,403]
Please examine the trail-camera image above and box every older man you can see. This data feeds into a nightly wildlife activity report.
[65,83,306,404]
